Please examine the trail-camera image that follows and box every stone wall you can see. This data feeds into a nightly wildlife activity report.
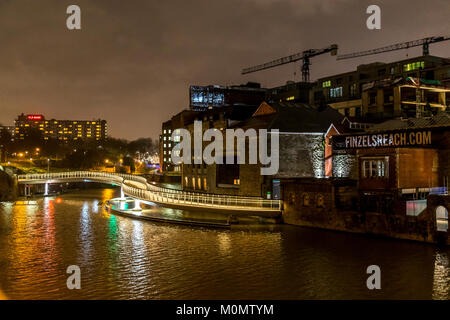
[276,134,325,178]
[332,150,357,179]
[0,170,17,201]
[282,178,443,244]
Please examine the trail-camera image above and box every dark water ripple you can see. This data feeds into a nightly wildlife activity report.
[0,188,448,300]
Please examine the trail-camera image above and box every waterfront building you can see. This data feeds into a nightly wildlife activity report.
[265,81,314,104]
[14,113,107,142]
[332,111,450,216]
[161,82,266,173]
[160,110,201,173]
[181,101,343,198]
[311,55,450,119]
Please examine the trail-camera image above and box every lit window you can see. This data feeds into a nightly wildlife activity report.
[403,61,424,72]
[330,87,343,98]
[362,157,389,178]
[322,80,331,88]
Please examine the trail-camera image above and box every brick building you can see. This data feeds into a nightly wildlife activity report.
[331,111,450,222]
[181,101,343,198]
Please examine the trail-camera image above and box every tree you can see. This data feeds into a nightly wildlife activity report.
[0,127,12,162]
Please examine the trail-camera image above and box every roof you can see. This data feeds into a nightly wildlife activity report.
[234,101,344,133]
[366,111,450,132]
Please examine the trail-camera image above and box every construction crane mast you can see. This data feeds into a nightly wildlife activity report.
[337,35,450,60]
[242,44,338,82]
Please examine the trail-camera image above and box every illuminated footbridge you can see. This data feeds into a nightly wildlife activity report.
[17,171,282,216]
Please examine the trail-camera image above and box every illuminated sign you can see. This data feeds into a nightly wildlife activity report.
[333,129,433,150]
[27,115,43,120]
[190,86,225,109]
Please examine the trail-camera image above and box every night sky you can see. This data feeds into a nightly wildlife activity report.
[0,0,449,140]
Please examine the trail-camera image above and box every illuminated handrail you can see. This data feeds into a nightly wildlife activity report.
[17,171,281,211]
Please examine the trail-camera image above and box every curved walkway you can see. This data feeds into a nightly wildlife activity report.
[17,171,282,215]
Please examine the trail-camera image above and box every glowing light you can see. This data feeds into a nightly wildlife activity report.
[26,115,43,120]
[55,198,63,204]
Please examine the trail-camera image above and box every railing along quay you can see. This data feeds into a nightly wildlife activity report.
[17,171,281,211]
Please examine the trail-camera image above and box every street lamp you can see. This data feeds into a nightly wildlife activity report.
[47,158,50,173]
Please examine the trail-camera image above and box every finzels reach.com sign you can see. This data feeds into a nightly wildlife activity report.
[332,129,433,150]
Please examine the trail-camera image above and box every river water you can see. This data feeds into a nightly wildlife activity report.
[0,188,448,300]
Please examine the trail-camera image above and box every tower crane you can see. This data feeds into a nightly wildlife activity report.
[241,44,338,82]
[337,35,450,60]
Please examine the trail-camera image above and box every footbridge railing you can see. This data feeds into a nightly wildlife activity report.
[17,171,281,211]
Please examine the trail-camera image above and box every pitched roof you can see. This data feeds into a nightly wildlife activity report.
[366,111,450,132]
[235,101,344,133]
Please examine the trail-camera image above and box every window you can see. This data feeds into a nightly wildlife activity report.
[316,194,325,208]
[322,80,331,88]
[403,61,424,72]
[330,87,343,98]
[203,178,207,190]
[362,157,389,178]
[303,194,310,207]
[349,83,358,97]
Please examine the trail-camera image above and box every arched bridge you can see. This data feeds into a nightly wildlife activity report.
[17,171,282,216]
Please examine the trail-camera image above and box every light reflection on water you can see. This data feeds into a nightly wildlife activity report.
[0,188,448,300]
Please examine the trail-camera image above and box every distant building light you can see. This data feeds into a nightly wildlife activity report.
[26,115,43,120]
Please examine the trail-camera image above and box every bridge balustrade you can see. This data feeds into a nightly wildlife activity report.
[17,171,281,211]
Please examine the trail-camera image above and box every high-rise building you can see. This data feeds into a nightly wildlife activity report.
[14,113,107,142]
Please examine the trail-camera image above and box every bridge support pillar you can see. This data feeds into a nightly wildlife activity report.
[44,182,49,196]
[24,185,32,197]
[134,199,141,211]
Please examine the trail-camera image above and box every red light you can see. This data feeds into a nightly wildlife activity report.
[27,115,43,120]
[55,198,63,204]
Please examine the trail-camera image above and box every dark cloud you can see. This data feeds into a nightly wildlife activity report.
[0,0,449,139]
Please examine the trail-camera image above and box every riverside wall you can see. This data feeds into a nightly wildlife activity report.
[281,178,449,245]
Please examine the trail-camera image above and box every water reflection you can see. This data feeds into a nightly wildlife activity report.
[0,188,448,299]
[432,250,450,300]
